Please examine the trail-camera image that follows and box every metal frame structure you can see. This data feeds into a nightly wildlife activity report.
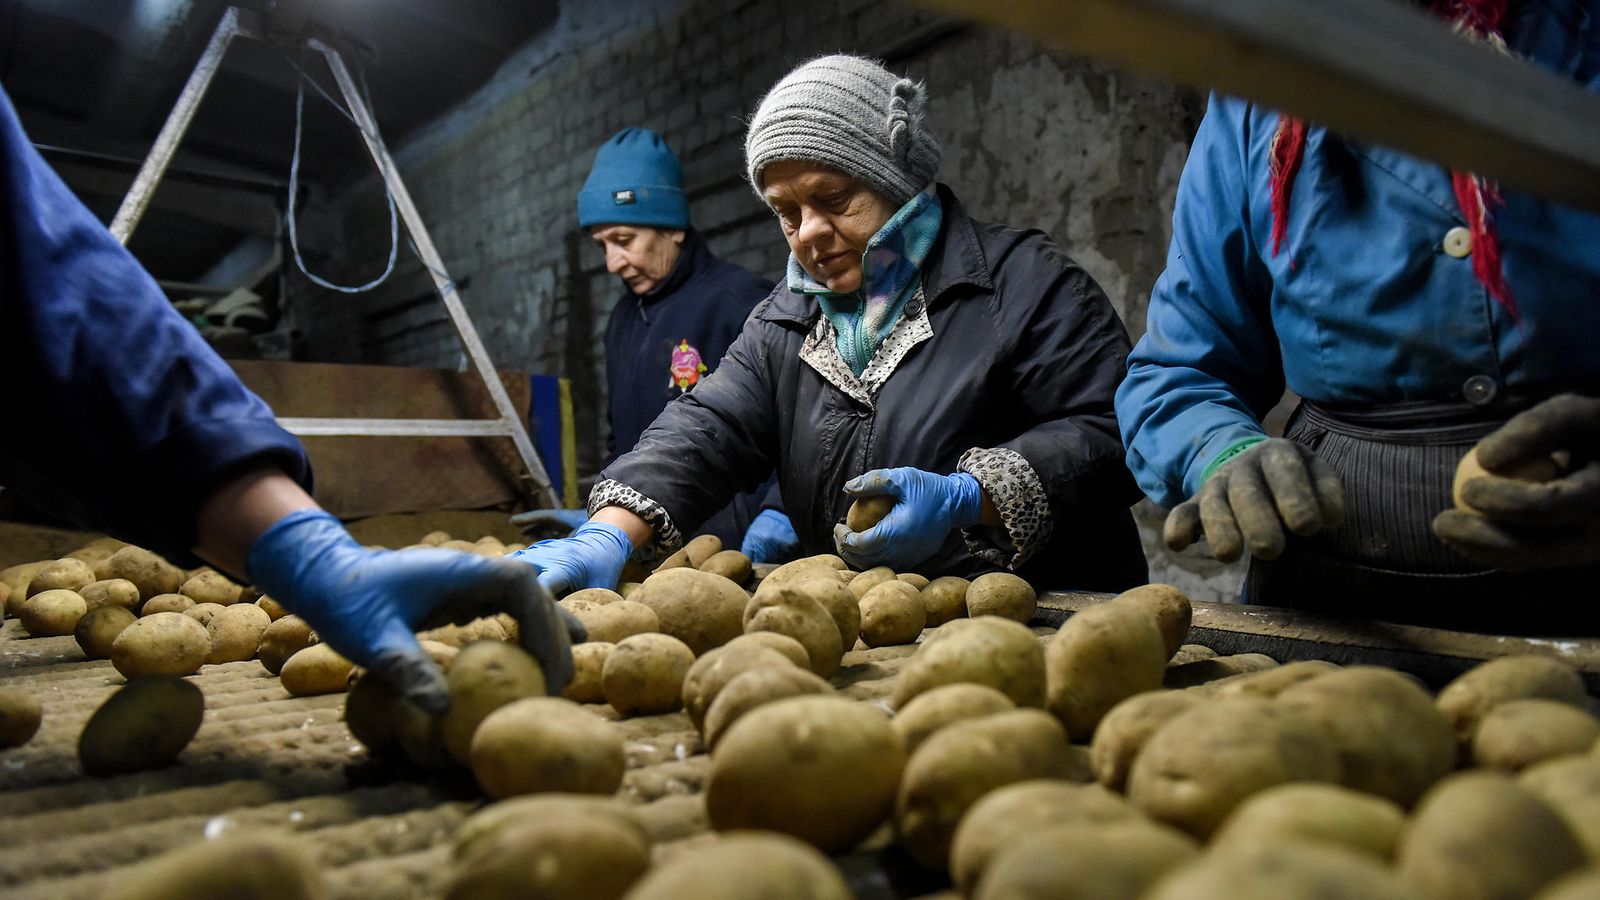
[111,7,560,508]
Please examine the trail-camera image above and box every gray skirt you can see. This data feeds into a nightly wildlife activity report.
[1245,400,1600,636]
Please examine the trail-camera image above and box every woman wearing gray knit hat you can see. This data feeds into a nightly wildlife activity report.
[513,54,1146,595]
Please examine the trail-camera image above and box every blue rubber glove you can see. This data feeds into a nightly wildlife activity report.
[741,509,802,564]
[507,520,634,596]
[833,467,985,570]
[247,509,581,714]
[508,508,589,536]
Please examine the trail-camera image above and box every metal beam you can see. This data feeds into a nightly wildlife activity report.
[915,0,1600,211]
[277,417,517,437]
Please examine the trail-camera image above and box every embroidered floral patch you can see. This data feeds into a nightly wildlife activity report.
[669,339,707,391]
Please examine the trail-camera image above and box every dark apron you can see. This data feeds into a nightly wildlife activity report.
[1245,399,1600,636]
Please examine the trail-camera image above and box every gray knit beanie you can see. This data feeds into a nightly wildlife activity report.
[745,55,941,208]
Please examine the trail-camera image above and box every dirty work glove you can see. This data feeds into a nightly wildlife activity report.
[1433,393,1600,571]
[509,508,588,537]
[1165,437,1345,563]
[247,509,579,715]
[741,509,801,564]
[507,520,633,597]
[833,467,984,571]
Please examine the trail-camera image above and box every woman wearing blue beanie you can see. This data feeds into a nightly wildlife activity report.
[512,56,1146,595]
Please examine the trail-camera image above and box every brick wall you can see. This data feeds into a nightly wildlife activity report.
[285,0,1244,597]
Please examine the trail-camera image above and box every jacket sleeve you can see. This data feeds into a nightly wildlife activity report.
[1114,94,1284,510]
[590,306,783,552]
[957,241,1140,569]
[0,87,311,566]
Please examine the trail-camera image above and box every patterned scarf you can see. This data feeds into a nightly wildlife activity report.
[1269,0,1518,316]
[788,186,944,376]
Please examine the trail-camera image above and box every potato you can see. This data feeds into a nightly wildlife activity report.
[1211,783,1407,860]
[723,631,812,669]
[682,644,796,730]
[893,683,1016,754]
[257,616,316,676]
[1211,659,1339,699]
[141,593,194,616]
[1162,653,1278,689]
[630,567,748,655]
[920,575,970,626]
[420,530,451,545]
[572,599,660,645]
[976,820,1199,900]
[102,832,323,900]
[1522,756,1600,858]
[1089,690,1204,791]
[1473,699,1600,771]
[64,537,125,567]
[418,617,510,648]
[445,811,649,900]
[1171,643,1216,664]
[897,709,1089,869]
[681,533,723,568]
[24,557,96,600]
[205,603,271,664]
[703,666,835,749]
[111,611,210,678]
[94,546,183,601]
[898,572,930,589]
[1437,655,1588,745]
[759,554,850,591]
[441,640,548,764]
[1277,666,1455,806]
[1540,871,1600,900]
[183,602,226,627]
[1112,584,1191,658]
[564,588,624,606]
[788,577,861,651]
[179,570,242,606]
[473,536,507,557]
[0,688,43,748]
[78,578,140,612]
[18,588,86,636]
[1398,772,1585,900]
[1045,602,1169,740]
[440,539,477,553]
[743,586,844,677]
[601,633,695,716]
[1127,697,1342,838]
[850,566,898,600]
[617,581,642,599]
[950,780,1139,894]
[79,676,203,776]
[469,697,626,798]
[1454,445,1562,511]
[344,672,401,756]
[892,616,1045,709]
[966,572,1037,623]
[847,494,896,533]
[257,595,288,620]
[859,580,927,647]
[1149,841,1416,900]
[707,696,903,852]
[624,832,852,900]
[453,793,646,864]
[0,560,46,612]
[700,549,753,583]
[563,642,613,703]
[75,605,136,660]
[279,643,355,696]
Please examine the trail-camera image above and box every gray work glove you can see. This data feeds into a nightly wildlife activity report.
[1164,438,1346,563]
[1433,394,1600,571]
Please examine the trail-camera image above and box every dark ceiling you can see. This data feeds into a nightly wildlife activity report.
[0,0,559,286]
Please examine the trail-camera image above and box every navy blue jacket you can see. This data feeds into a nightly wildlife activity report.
[602,230,776,544]
[0,87,310,566]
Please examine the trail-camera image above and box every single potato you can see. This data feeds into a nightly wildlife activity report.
[892,616,1046,709]
[601,633,695,716]
[444,812,649,900]
[1453,445,1563,511]
[179,570,242,606]
[976,820,1199,900]
[858,580,927,648]
[256,596,288,620]
[623,833,852,900]
[469,697,626,799]
[23,557,96,599]
[75,605,136,660]
[79,676,204,776]
[892,683,1016,754]
[256,616,316,676]
[1162,653,1278,689]
[920,576,970,627]
[965,572,1036,623]
[80,578,140,611]
[1473,699,1600,772]
[1046,601,1169,740]
[722,631,812,669]
[847,494,896,533]
[1211,783,1407,860]
[1112,584,1191,658]
[743,586,844,677]
[630,567,748,655]
[452,793,646,864]
[1211,659,1339,699]
[1520,755,1600,859]
[279,643,355,696]
[574,599,660,644]
[101,832,323,900]
[0,688,44,748]
[141,593,194,616]
[205,603,272,664]
[1089,690,1205,792]
[787,577,861,652]
[183,602,227,627]
[700,550,753,583]
[899,573,930,589]
[681,643,797,731]
[702,666,835,749]
[18,588,87,636]
[563,641,613,704]
[849,566,898,601]
[442,640,548,764]
[950,779,1139,894]
[1148,841,1416,900]
[111,611,210,678]
[684,534,724,568]
[758,555,850,592]
[94,546,183,602]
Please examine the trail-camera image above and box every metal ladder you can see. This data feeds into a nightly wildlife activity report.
[111,6,561,509]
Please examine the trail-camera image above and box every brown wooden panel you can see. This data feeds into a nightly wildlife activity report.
[229,360,533,518]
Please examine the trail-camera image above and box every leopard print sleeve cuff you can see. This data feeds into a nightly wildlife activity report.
[957,447,1053,569]
[587,479,684,554]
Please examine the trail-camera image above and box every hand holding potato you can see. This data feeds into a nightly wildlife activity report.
[247,509,583,715]
[1164,438,1344,563]
[1433,393,1600,571]
[833,467,985,570]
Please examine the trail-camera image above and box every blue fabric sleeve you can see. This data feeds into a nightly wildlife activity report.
[1115,95,1285,509]
[0,86,310,565]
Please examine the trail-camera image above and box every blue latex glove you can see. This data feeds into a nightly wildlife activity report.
[507,520,634,596]
[833,467,985,570]
[741,509,802,564]
[247,509,581,714]
[508,508,588,536]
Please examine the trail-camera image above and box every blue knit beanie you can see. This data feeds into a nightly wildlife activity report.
[577,128,689,229]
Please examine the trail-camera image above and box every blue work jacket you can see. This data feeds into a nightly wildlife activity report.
[1116,0,1600,509]
[0,86,309,564]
